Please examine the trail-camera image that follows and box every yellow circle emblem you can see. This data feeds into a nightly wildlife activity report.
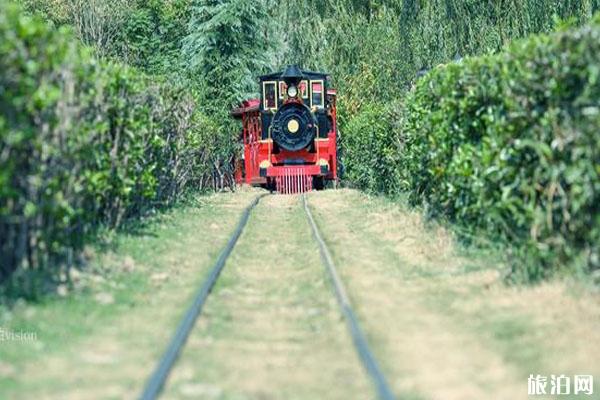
[287,119,300,134]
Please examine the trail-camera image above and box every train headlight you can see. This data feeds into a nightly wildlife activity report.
[287,119,300,134]
[287,85,298,98]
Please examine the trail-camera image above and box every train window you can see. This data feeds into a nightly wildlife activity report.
[280,80,308,99]
[300,80,309,99]
[279,81,287,99]
[311,80,324,108]
[263,81,277,110]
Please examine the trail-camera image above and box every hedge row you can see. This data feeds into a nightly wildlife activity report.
[0,1,231,292]
[343,19,600,280]
[340,102,402,194]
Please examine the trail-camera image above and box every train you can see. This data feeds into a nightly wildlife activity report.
[231,65,338,194]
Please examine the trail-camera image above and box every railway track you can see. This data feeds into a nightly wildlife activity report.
[139,193,396,400]
[302,195,396,400]
[139,193,267,400]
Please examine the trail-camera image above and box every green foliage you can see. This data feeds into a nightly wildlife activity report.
[340,102,403,193]
[20,0,192,75]
[395,0,599,83]
[397,22,600,280]
[119,0,192,73]
[183,0,273,109]
[0,0,225,294]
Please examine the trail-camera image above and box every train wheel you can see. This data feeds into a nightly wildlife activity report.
[262,178,276,193]
[313,176,325,191]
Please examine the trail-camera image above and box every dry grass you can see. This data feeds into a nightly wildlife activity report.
[308,189,600,400]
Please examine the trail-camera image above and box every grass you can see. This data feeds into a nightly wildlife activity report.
[162,194,371,399]
[308,189,600,400]
[0,254,150,392]
[1,188,598,400]
[0,189,260,399]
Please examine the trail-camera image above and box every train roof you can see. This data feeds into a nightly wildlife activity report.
[231,98,260,118]
[259,67,329,82]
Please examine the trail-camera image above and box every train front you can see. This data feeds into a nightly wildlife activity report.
[233,65,338,194]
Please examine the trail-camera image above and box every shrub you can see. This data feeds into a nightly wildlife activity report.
[0,1,232,294]
[340,102,403,194]
[399,20,600,280]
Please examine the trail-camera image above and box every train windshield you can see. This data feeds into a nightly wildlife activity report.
[300,80,309,98]
[311,81,324,108]
[263,81,277,110]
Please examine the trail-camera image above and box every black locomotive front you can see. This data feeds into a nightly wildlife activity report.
[259,65,330,153]
[271,102,317,151]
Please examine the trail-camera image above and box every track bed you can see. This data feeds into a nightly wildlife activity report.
[2,190,600,400]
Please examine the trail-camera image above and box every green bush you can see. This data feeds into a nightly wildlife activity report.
[340,102,403,194]
[0,1,230,293]
[399,20,600,280]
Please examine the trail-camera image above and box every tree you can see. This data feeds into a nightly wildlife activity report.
[120,0,192,73]
[21,0,131,56]
[183,0,274,110]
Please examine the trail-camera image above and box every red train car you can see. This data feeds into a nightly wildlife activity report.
[232,65,338,194]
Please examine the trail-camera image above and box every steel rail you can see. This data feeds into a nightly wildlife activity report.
[302,195,396,400]
[139,193,267,400]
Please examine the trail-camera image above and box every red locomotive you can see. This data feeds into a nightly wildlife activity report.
[232,65,338,194]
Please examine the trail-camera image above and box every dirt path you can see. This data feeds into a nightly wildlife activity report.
[2,189,599,400]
